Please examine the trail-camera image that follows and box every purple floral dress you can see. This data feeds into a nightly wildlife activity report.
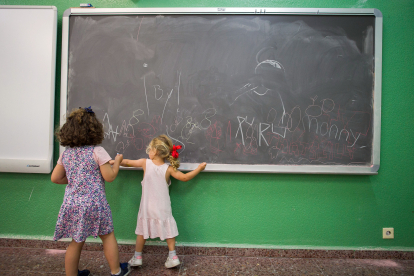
[53,146,114,243]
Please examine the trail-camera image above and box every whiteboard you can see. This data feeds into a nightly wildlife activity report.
[0,6,57,173]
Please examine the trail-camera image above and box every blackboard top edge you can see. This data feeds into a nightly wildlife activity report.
[63,7,380,18]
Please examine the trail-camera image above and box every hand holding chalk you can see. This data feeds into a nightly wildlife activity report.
[109,154,123,166]
[115,153,123,163]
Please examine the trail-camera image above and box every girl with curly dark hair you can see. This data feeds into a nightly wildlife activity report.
[51,107,131,276]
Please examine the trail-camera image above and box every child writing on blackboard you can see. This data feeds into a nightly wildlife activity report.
[51,107,131,276]
[112,134,206,269]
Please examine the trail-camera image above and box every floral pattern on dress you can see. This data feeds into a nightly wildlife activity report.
[53,146,114,243]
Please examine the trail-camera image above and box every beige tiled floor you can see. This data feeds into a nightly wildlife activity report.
[1,246,414,275]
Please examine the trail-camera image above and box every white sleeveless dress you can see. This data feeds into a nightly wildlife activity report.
[135,159,179,240]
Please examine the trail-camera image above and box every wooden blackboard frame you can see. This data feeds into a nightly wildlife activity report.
[60,8,382,174]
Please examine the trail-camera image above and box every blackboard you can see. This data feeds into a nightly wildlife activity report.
[61,8,382,174]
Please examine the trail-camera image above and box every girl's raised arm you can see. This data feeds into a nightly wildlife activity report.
[111,158,146,168]
[51,164,68,184]
[169,162,206,182]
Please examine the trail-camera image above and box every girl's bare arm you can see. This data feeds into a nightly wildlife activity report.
[51,164,68,184]
[169,162,206,182]
[111,158,146,168]
[100,154,123,182]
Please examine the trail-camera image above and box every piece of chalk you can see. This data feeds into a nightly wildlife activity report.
[80,3,93,7]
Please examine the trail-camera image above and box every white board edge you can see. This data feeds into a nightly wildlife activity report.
[0,159,53,174]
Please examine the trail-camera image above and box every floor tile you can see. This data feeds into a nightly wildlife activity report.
[350,259,414,276]
[79,250,113,275]
[185,246,227,257]
[0,247,18,270]
[226,256,277,275]
[179,256,227,276]
[273,258,324,275]
[315,259,381,276]
[4,248,66,274]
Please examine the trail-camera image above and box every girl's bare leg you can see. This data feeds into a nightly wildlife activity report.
[65,239,85,276]
[165,237,180,268]
[135,235,146,252]
[99,232,120,275]
[166,237,176,251]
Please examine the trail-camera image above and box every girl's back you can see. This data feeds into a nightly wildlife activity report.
[55,145,113,243]
[135,159,178,241]
[62,146,106,203]
[140,159,172,220]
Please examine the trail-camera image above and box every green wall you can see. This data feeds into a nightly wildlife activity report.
[1,0,413,251]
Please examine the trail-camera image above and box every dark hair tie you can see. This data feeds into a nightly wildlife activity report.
[84,106,94,114]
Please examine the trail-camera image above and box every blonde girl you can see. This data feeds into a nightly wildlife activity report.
[113,134,206,269]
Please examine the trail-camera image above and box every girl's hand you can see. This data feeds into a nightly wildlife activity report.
[109,160,115,165]
[198,162,207,171]
[115,153,123,163]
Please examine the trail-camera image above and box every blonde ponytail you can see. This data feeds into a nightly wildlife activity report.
[167,155,180,171]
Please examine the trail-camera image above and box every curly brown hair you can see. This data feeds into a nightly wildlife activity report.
[56,108,104,147]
